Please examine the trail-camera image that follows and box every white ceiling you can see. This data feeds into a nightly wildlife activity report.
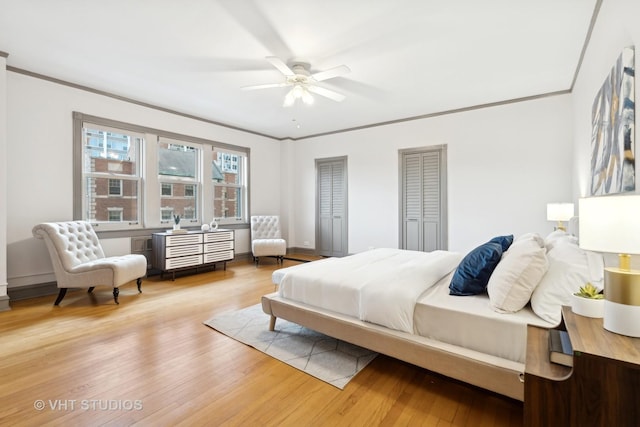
[0,0,598,140]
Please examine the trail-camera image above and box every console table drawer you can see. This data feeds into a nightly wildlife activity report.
[166,254,203,270]
[204,250,234,264]
[166,234,203,246]
[204,231,233,242]
[166,244,202,258]
[204,240,234,252]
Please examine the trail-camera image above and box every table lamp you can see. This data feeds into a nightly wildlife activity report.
[546,202,574,231]
[579,196,640,337]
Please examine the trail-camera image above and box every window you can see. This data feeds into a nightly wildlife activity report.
[183,207,195,220]
[108,179,122,196]
[158,140,200,223]
[79,123,142,230]
[107,208,123,222]
[161,183,173,197]
[74,112,250,231]
[212,148,247,224]
[160,208,174,221]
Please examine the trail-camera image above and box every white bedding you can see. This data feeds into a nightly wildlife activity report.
[414,273,554,363]
[276,248,462,333]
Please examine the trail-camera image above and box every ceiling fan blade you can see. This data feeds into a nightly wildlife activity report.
[310,65,351,82]
[241,82,290,91]
[266,56,295,77]
[218,1,292,60]
[307,85,346,102]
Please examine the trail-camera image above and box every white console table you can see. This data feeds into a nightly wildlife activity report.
[151,229,234,280]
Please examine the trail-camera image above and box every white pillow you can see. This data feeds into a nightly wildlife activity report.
[544,230,578,251]
[531,243,604,324]
[487,236,548,313]
[514,232,546,246]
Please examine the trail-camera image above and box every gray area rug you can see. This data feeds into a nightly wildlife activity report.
[204,304,377,389]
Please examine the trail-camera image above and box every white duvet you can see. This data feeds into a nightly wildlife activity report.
[277,248,462,333]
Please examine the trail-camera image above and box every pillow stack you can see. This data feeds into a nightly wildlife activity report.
[449,230,605,325]
[530,232,604,324]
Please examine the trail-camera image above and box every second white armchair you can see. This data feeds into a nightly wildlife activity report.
[250,215,286,265]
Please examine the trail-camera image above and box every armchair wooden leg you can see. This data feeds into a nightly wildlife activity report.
[113,287,120,305]
[269,315,277,331]
[137,278,142,293]
[53,288,67,306]
[87,287,95,293]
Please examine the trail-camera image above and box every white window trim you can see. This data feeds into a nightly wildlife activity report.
[213,148,248,225]
[73,112,251,232]
[78,122,144,231]
[157,138,202,225]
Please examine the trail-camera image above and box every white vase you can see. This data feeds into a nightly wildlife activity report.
[173,223,180,231]
[210,218,218,231]
[571,294,604,318]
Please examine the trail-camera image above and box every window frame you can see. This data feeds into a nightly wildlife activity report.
[75,120,144,231]
[157,138,202,225]
[212,147,248,226]
[73,112,251,232]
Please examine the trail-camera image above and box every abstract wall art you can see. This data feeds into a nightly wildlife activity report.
[590,46,635,195]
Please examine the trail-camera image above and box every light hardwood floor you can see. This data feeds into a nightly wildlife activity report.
[0,257,523,426]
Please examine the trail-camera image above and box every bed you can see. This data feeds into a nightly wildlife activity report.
[261,232,603,401]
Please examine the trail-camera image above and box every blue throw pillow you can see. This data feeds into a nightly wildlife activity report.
[449,241,503,296]
[489,234,514,252]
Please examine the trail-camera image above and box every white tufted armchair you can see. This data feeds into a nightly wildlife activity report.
[32,221,147,305]
[250,215,286,265]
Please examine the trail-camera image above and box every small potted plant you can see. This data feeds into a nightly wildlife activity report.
[173,214,181,231]
[571,282,604,318]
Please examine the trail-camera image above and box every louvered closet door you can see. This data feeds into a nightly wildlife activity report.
[316,157,348,257]
[401,147,446,252]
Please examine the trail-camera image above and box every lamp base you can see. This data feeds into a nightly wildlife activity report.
[604,268,640,338]
[604,300,640,337]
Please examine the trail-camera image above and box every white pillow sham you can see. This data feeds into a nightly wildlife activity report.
[530,241,604,324]
[487,234,548,313]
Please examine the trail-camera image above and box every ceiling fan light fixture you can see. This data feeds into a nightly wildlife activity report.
[246,56,349,107]
[283,88,296,107]
[283,84,314,107]
[292,84,304,99]
[301,89,314,105]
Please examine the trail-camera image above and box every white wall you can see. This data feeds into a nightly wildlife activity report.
[5,46,581,289]
[5,71,280,288]
[285,94,574,254]
[571,0,640,268]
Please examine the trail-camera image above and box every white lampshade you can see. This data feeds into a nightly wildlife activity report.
[578,196,640,255]
[579,195,640,338]
[546,202,575,221]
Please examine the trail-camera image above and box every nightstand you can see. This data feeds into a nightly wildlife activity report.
[524,306,640,426]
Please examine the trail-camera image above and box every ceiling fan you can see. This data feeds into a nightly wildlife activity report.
[241,56,350,106]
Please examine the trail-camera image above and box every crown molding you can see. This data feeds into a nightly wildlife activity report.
[6,65,279,141]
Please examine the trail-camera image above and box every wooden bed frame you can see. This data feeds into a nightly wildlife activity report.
[262,292,525,401]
